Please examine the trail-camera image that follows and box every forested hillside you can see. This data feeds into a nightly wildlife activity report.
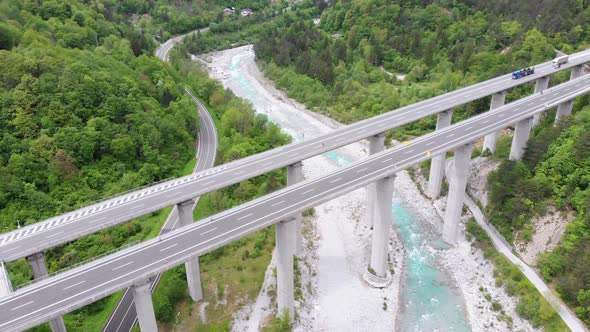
[0,0,293,330]
[255,0,589,138]
[253,0,590,328]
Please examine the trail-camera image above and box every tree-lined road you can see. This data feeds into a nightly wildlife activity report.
[1,74,589,332]
[102,87,217,332]
[1,50,590,263]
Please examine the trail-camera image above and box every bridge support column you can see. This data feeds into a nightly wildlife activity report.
[0,262,12,299]
[442,143,473,245]
[287,162,304,255]
[364,175,395,288]
[482,91,508,154]
[509,117,533,161]
[532,76,550,127]
[26,253,67,332]
[428,110,453,199]
[132,278,158,332]
[365,133,385,227]
[555,65,584,124]
[177,199,203,302]
[276,217,296,318]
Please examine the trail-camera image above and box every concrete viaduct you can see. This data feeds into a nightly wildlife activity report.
[1,51,589,331]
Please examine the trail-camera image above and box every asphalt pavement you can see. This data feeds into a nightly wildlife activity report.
[1,74,589,332]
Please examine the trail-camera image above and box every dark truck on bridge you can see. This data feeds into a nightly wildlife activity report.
[512,67,535,79]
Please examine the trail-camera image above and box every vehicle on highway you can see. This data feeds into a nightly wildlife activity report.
[553,55,569,68]
[512,67,535,79]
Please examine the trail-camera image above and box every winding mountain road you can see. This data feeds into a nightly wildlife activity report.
[102,37,218,332]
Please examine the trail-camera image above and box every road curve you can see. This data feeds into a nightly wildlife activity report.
[102,87,217,332]
[155,27,209,62]
[1,75,589,332]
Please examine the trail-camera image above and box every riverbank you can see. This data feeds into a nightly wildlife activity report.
[197,44,527,331]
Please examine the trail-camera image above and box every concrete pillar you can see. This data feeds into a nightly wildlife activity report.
[482,91,508,154]
[442,143,474,245]
[132,279,158,332]
[555,65,584,124]
[428,110,453,198]
[287,162,304,255]
[509,117,533,161]
[365,175,395,288]
[0,262,12,299]
[26,253,67,332]
[177,200,202,302]
[276,217,296,319]
[365,133,385,227]
[532,76,550,127]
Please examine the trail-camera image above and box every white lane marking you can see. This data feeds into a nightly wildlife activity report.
[271,200,285,207]
[129,204,145,211]
[262,161,274,166]
[159,243,178,252]
[465,126,473,131]
[203,180,215,186]
[403,149,415,155]
[112,261,134,271]
[11,301,34,311]
[234,170,246,175]
[356,167,368,173]
[63,280,85,291]
[301,189,314,195]
[3,246,20,253]
[200,227,218,236]
[165,192,183,198]
[426,141,436,146]
[330,178,342,184]
[381,158,393,163]
[45,231,64,239]
[447,133,455,138]
[90,217,106,224]
[482,120,490,124]
[237,213,253,221]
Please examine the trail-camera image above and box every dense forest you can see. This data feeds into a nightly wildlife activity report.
[0,0,294,330]
[252,0,590,328]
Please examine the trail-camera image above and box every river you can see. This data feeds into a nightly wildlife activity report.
[202,45,470,331]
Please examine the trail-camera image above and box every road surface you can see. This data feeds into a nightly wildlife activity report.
[1,49,589,263]
[155,27,209,62]
[1,74,589,332]
[464,195,587,332]
[102,87,217,332]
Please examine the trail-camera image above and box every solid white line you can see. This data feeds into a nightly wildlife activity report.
[330,178,342,184]
[271,200,285,207]
[45,231,64,239]
[237,213,253,221]
[301,189,314,195]
[11,301,34,311]
[112,261,134,271]
[63,280,85,291]
[159,243,178,252]
[200,227,218,236]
